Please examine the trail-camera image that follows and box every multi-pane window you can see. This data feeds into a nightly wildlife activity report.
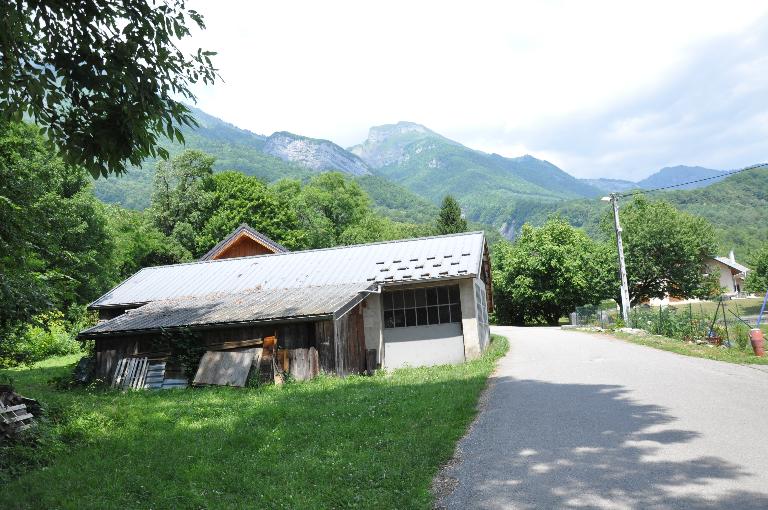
[383,285,462,328]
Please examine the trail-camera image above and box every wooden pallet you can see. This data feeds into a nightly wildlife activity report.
[112,357,150,390]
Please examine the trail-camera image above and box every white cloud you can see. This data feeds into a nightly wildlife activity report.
[182,0,768,179]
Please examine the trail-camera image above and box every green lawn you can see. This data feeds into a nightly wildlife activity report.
[668,297,767,317]
[605,330,768,365]
[1,336,508,509]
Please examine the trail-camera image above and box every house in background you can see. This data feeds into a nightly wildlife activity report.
[650,250,750,306]
[79,232,492,385]
[199,223,288,260]
[706,250,750,296]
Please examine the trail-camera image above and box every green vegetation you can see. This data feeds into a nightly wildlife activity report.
[93,108,314,210]
[435,195,468,235]
[612,195,718,305]
[494,166,768,260]
[0,121,113,366]
[603,329,768,365]
[374,139,596,225]
[0,120,455,368]
[744,245,768,293]
[0,0,217,177]
[492,198,724,326]
[356,174,439,224]
[0,336,509,509]
[492,218,614,325]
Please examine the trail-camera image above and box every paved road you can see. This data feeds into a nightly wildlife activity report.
[437,326,768,509]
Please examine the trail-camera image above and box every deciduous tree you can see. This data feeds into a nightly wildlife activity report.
[0,0,218,178]
[607,195,718,304]
[493,217,614,325]
[0,121,114,362]
[197,172,306,252]
[745,245,768,293]
[148,149,214,254]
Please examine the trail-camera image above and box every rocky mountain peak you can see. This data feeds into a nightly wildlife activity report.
[350,121,451,168]
[263,131,370,176]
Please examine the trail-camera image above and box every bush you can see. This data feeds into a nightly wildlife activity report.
[0,310,90,368]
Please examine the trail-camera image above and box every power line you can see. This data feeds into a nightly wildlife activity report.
[617,162,768,198]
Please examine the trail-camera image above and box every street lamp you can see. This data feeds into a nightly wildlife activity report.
[603,194,631,326]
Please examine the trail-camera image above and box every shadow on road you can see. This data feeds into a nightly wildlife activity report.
[441,377,768,509]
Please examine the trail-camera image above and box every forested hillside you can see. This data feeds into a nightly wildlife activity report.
[351,121,602,224]
[494,166,768,260]
[89,107,765,261]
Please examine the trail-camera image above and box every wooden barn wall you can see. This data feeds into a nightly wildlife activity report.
[93,322,314,380]
[314,320,335,373]
[333,304,366,376]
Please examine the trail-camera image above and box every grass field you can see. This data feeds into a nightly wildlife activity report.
[606,330,768,365]
[0,336,508,509]
[667,296,767,318]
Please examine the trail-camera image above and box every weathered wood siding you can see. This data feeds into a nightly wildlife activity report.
[94,338,140,380]
[314,320,335,373]
[334,303,366,376]
[93,311,371,380]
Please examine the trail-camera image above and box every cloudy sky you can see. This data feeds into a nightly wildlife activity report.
[183,1,768,179]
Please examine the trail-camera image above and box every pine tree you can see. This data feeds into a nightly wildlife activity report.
[436,196,468,235]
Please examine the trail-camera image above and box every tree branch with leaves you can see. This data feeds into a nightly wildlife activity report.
[0,0,219,178]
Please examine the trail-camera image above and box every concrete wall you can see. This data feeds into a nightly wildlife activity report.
[706,260,738,294]
[364,277,489,368]
[474,278,491,352]
[459,278,482,360]
[362,293,384,365]
[382,323,464,369]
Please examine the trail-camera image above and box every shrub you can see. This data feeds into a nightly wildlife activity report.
[0,310,89,368]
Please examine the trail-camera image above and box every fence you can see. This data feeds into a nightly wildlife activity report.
[571,301,755,350]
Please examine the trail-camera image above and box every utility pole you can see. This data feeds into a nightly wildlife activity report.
[603,193,631,326]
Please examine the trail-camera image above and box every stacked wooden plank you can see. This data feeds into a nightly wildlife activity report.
[161,378,189,389]
[0,401,35,441]
[144,362,166,389]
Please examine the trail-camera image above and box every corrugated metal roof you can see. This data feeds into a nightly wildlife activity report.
[199,223,288,260]
[81,283,371,336]
[90,231,486,308]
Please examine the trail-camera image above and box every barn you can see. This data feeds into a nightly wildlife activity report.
[79,230,492,386]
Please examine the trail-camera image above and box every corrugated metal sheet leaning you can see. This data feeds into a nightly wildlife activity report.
[89,231,486,309]
[80,282,373,337]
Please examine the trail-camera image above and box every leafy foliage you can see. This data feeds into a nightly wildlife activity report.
[277,172,373,248]
[106,206,191,279]
[492,218,614,325]
[0,311,88,368]
[197,171,306,252]
[0,121,113,364]
[610,196,719,305]
[494,167,768,260]
[0,0,218,177]
[92,106,314,209]
[147,150,215,254]
[745,245,768,293]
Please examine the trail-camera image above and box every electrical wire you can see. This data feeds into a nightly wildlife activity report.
[616,162,768,198]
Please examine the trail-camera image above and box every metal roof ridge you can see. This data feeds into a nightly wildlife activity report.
[137,231,487,271]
